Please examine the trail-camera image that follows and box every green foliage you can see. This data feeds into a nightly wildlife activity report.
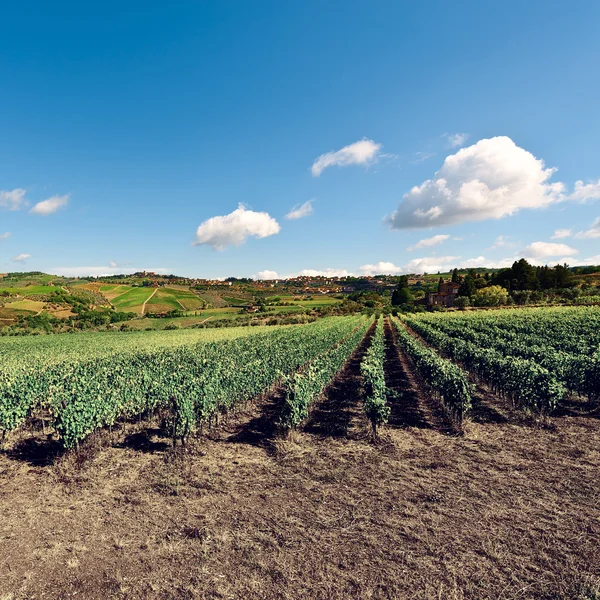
[458,273,476,298]
[392,318,472,423]
[403,313,572,413]
[473,285,509,307]
[407,307,600,405]
[360,318,390,435]
[0,317,365,447]
[280,318,372,429]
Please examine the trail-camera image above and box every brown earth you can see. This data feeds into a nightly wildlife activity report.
[0,334,599,600]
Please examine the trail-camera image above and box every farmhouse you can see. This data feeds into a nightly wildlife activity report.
[427,280,460,308]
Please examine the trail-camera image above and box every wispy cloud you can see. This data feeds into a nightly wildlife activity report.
[552,228,572,239]
[12,253,31,263]
[285,199,314,220]
[193,204,280,251]
[574,217,600,239]
[312,138,382,176]
[30,194,69,215]
[407,234,450,251]
[445,133,469,148]
[0,188,27,211]
[0,232,11,240]
[570,180,600,201]
[410,152,435,165]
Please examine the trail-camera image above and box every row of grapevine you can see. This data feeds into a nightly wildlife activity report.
[0,317,365,447]
[360,317,389,435]
[391,318,472,423]
[280,318,373,429]
[415,306,600,356]
[402,315,565,414]
[0,326,267,437]
[414,316,600,403]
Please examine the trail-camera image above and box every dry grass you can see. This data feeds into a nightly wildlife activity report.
[1,368,599,599]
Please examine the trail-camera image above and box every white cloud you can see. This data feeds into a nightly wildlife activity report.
[387,136,569,229]
[358,262,405,276]
[51,266,169,277]
[522,241,579,259]
[552,228,572,239]
[445,133,469,148]
[407,234,450,251]
[490,235,518,250]
[360,255,515,276]
[285,199,313,220]
[0,188,27,211]
[411,152,435,164]
[294,268,351,278]
[12,253,31,263]
[457,256,514,270]
[403,256,460,274]
[570,180,600,201]
[0,232,11,240]
[255,270,279,280]
[109,260,118,268]
[579,255,600,265]
[574,217,600,240]
[193,204,281,251]
[30,194,69,215]
[311,138,382,176]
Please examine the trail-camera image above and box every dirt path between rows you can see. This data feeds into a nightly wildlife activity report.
[141,288,157,316]
[303,322,376,439]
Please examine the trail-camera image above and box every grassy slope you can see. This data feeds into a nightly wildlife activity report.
[0,285,60,295]
[110,288,156,312]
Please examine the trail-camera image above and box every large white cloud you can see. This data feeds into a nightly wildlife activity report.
[407,234,450,251]
[311,138,382,177]
[387,136,572,229]
[575,217,600,239]
[30,194,69,215]
[193,204,281,251]
[522,241,579,259]
[285,199,313,220]
[12,253,31,263]
[0,189,27,211]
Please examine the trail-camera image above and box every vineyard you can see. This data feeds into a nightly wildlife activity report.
[1,307,599,598]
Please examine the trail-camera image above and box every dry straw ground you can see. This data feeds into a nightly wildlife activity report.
[0,331,599,600]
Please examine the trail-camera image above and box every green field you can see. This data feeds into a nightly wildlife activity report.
[110,287,156,311]
[99,284,123,292]
[0,285,60,296]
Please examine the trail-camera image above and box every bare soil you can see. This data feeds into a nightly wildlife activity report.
[1,339,599,599]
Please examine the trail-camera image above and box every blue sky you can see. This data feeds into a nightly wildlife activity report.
[1,1,599,279]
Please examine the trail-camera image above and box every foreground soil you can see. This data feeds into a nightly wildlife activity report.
[1,377,599,598]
